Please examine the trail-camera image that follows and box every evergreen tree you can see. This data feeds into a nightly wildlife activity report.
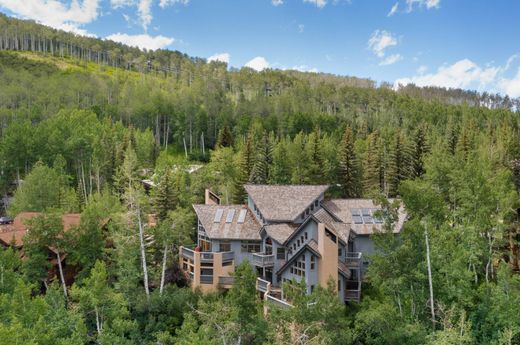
[252,131,273,184]
[339,126,360,197]
[232,133,255,203]
[363,131,383,195]
[306,129,324,184]
[411,125,429,178]
[154,169,177,221]
[385,130,410,197]
[216,125,234,148]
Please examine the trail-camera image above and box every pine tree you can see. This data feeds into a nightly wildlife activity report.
[252,132,273,184]
[307,129,324,184]
[154,169,177,221]
[232,133,255,203]
[339,126,360,197]
[216,125,234,148]
[445,117,458,155]
[410,125,429,178]
[363,131,383,195]
[385,130,410,197]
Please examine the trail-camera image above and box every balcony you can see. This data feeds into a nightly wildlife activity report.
[252,253,274,267]
[222,251,234,263]
[180,247,234,264]
[256,277,271,293]
[344,280,361,302]
[345,252,362,268]
[265,294,293,309]
[200,274,213,284]
[181,246,195,260]
[218,276,235,287]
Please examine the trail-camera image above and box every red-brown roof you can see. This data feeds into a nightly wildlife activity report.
[0,212,81,247]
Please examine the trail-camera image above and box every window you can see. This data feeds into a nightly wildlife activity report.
[325,228,337,243]
[310,285,315,293]
[310,255,315,270]
[293,243,297,251]
[222,260,233,266]
[241,240,261,253]
[338,248,342,257]
[352,208,384,224]
[301,235,304,243]
[304,232,308,240]
[277,247,285,260]
[297,239,300,246]
[292,255,306,277]
[315,200,319,207]
[219,241,231,252]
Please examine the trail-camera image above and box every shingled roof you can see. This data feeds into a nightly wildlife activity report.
[264,223,298,244]
[244,184,329,222]
[323,199,406,235]
[193,204,262,240]
[313,208,351,243]
[0,212,81,247]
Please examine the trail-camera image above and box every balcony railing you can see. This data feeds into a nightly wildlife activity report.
[200,275,213,284]
[344,280,361,302]
[181,247,195,260]
[256,277,270,293]
[345,252,362,268]
[266,294,293,309]
[222,251,234,262]
[252,253,275,267]
[218,276,235,286]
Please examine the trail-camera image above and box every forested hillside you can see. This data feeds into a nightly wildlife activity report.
[0,15,519,345]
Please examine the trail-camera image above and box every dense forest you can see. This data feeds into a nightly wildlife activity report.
[0,14,520,345]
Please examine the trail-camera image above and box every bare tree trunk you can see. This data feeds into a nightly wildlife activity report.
[183,137,188,159]
[136,203,150,298]
[56,251,68,299]
[95,306,102,335]
[160,243,168,295]
[425,226,435,329]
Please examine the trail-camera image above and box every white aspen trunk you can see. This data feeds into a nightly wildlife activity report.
[95,306,102,335]
[160,243,168,295]
[183,137,188,159]
[425,226,435,329]
[136,203,150,298]
[56,251,68,299]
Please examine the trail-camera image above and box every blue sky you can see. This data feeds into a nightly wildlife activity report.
[1,0,519,97]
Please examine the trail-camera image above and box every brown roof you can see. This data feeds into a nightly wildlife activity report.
[264,223,297,244]
[193,204,262,240]
[0,212,81,247]
[313,208,351,243]
[323,199,406,235]
[244,184,329,222]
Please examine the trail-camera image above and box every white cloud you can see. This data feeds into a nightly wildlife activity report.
[137,0,152,31]
[159,0,189,8]
[406,0,440,12]
[208,52,230,64]
[0,0,100,35]
[395,59,500,91]
[106,33,174,50]
[499,68,520,98]
[111,0,134,8]
[245,57,270,71]
[387,2,398,16]
[417,65,428,74]
[380,54,402,66]
[303,0,327,9]
[298,24,305,33]
[292,65,318,73]
[368,30,398,58]
[272,0,283,6]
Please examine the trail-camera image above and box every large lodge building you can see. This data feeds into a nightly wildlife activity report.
[180,185,406,306]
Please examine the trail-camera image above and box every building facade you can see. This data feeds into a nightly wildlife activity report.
[179,185,406,303]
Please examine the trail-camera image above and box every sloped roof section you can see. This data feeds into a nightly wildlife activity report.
[313,208,351,243]
[193,204,261,240]
[264,223,298,244]
[0,212,81,247]
[323,199,406,235]
[244,184,329,222]
[277,239,321,275]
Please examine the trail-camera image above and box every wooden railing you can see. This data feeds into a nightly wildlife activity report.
[256,277,271,293]
[222,251,234,262]
[252,253,275,267]
[345,252,362,267]
[181,247,194,260]
[218,276,234,286]
[266,294,293,309]
[200,275,213,284]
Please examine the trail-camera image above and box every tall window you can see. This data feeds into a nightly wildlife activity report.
[241,240,261,253]
[310,255,315,270]
[277,247,286,260]
[292,254,306,277]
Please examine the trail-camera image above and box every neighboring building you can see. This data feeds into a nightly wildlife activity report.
[179,185,406,304]
[0,212,81,285]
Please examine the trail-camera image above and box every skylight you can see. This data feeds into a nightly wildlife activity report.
[214,209,224,223]
[351,208,383,225]
[237,209,247,223]
[225,209,236,223]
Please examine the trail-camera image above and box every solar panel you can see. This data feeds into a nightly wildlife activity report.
[352,215,363,224]
[363,215,374,224]
[351,208,361,216]
[225,209,236,223]
[237,209,247,223]
[214,209,224,223]
[361,208,371,216]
